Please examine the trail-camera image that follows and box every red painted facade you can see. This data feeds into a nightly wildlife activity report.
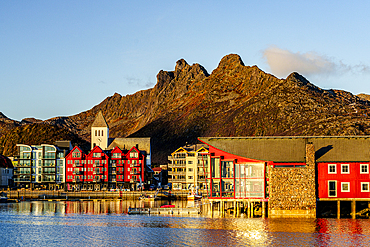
[65,145,146,188]
[318,162,370,199]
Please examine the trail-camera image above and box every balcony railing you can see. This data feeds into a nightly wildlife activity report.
[169,178,186,182]
[111,170,116,175]
[73,163,83,167]
[43,171,56,174]
[73,170,83,175]
[14,178,31,182]
[14,171,31,175]
[93,163,103,167]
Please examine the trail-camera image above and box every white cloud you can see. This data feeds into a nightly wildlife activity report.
[262,46,369,78]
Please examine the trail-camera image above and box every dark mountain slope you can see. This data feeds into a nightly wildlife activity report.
[2,54,370,164]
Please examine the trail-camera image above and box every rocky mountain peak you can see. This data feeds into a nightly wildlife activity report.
[217,54,245,70]
[0,112,8,119]
[175,59,189,71]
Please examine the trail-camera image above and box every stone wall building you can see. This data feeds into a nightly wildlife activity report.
[199,136,370,218]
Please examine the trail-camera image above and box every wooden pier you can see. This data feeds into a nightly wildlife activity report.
[128,207,200,215]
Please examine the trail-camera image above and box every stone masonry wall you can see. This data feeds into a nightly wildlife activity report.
[268,143,316,217]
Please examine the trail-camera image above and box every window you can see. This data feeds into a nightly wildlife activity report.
[360,164,369,174]
[188,176,193,179]
[341,164,349,174]
[112,153,121,159]
[72,150,81,158]
[361,182,369,192]
[341,182,350,192]
[188,168,193,172]
[188,161,193,164]
[93,152,101,158]
[328,164,336,174]
[130,151,138,158]
[328,181,337,197]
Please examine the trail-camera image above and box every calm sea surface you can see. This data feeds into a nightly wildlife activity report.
[0,200,370,246]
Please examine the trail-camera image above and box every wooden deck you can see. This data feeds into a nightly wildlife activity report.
[128,207,200,215]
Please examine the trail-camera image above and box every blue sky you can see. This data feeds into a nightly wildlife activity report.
[1,1,370,121]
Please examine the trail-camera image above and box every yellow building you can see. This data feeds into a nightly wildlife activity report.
[168,144,209,190]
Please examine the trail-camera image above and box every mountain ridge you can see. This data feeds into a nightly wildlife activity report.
[1,54,370,164]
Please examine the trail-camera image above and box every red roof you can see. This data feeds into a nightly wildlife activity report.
[0,155,13,168]
[152,167,162,172]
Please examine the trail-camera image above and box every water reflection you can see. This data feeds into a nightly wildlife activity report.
[1,201,370,246]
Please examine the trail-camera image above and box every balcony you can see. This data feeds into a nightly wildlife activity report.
[14,171,31,175]
[112,179,116,182]
[93,179,101,183]
[73,170,83,175]
[116,170,124,174]
[93,163,103,167]
[14,177,31,182]
[111,170,116,175]
[43,171,56,174]
[169,178,186,183]
[93,170,103,175]
[73,163,83,167]
[169,163,186,168]
[111,163,116,167]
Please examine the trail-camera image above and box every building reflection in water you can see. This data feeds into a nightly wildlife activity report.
[7,201,370,246]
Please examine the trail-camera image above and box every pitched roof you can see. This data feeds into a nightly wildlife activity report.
[0,155,13,168]
[107,137,151,154]
[91,111,109,128]
[199,136,370,163]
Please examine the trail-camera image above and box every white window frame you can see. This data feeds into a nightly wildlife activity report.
[341,164,350,174]
[360,164,369,174]
[361,182,369,192]
[328,180,337,197]
[328,164,336,174]
[341,182,350,192]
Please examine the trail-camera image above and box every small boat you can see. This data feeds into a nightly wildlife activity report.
[187,188,202,200]
[160,204,175,208]
[0,192,8,203]
[139,194,156,201]
[187,194,202,200]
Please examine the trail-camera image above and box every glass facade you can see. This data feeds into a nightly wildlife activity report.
[208,158,265,199]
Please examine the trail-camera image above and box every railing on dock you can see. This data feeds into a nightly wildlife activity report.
[128,207,200,215]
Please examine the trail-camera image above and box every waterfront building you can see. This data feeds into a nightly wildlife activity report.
[91,111,152,168]
[0,155,13,188]
[199,136,370,218]
[15,143,70,189]
[168,144,209,190]
[65,145,147,191]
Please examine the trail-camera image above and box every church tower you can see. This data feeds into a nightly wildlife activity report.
[91,111,109,150]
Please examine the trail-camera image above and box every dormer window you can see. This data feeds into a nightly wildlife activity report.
[112,153,121,159]
[72,150,81,158]
[93,152,101,158]
[130,150,138,158]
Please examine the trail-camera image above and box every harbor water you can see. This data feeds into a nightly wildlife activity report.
[1,200,370,246]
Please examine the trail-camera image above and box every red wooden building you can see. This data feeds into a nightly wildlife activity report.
[65,145,146,191]
[318,162,370,199]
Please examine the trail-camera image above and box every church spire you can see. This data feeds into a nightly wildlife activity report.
[91,111,109,128]
[91,111,109,150]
